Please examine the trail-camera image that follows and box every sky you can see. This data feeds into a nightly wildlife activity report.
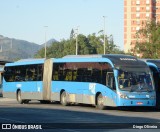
[0,0,124,49]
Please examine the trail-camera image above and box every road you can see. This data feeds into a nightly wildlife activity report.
[0,97,160,132]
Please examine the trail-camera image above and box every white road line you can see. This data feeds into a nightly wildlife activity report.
[0,117,25,123]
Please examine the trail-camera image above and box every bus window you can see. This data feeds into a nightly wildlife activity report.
[4,64,43,82]
[36,65,43,81]
[106,72,116,90]
[52,62,112,85]
[72,70,77,81]
[149,66,159,91]
[65,70,72,81]
[118,72,131,89]
[53,71,59,80]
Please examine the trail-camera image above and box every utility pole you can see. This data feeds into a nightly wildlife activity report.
[75,26,79,55]
[103,16,106,55]
[44,26,48,58]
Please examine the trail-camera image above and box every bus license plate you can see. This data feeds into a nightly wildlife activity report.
[137,102,143,105]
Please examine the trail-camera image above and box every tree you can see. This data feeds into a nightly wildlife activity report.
[70,29,75,40]
[88,33,103,54]
[34,32,124,58]
[34,47,45,58]
[131,20,160,58]
[47,41,64,58]
[77,34,90,55]
[63,39,75,56]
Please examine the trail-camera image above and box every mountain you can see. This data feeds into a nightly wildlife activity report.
[41,38,57,47]
[0,35,58,61]
[0,35,41,61]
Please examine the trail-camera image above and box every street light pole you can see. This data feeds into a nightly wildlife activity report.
[44,26,48,58]
[75,26,79,55]
[103,16,106,55]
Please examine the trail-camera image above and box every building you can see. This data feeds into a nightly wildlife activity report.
[124,0,160,53]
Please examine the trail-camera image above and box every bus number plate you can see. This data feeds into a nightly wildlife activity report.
[137,102,143,105]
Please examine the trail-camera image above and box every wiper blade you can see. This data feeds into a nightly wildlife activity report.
[129,87,133,92]
[129,85,136,92]
[145,87,152,92]
[140,84,152,92]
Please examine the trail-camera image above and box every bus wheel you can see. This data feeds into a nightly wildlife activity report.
[17,91,24,104]
[96,94,105,110]
[60,91,68,106]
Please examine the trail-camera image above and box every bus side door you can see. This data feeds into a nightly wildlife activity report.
[106,72,116,105]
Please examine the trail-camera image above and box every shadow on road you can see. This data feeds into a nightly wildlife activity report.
[0,100,160,131]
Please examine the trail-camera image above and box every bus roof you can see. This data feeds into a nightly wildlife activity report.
[5,58,45,66]
[102,54,146,67]
[4,55,148,68]
[141,59,160,68]
[60,54,147,67]
[63,55,102,58]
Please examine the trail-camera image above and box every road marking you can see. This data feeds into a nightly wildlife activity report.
[0,117,25,123]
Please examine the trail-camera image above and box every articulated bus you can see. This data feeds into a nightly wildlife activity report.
[141,59,160,109]
[3,55,156,109]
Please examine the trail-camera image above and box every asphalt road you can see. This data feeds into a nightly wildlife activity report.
[0,97,160,132]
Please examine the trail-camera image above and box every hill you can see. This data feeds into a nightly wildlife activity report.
[41,38,57,47]
[0,35,41,61]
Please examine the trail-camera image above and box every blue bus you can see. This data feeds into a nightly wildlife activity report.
[141,59,160,109]
[3,55,156,109]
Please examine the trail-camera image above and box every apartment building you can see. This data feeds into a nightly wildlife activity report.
[124,0,160,53]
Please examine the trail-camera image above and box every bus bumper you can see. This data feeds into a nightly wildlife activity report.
[117,99,156,107]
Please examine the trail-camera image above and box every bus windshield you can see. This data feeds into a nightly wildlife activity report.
[118,67,154,92]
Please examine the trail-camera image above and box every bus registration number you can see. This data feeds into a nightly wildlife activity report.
[137,102,143,105]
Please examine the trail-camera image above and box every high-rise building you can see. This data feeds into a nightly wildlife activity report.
[124,0,160,53]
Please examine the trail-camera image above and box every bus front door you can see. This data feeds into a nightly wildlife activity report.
[106,72,116,106]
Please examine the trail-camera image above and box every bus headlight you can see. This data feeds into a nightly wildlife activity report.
[118,92,129,99]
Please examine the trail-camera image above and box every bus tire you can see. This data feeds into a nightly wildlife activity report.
[60,91,68,106]
[96,94,105,110]
[17,91,24,104]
